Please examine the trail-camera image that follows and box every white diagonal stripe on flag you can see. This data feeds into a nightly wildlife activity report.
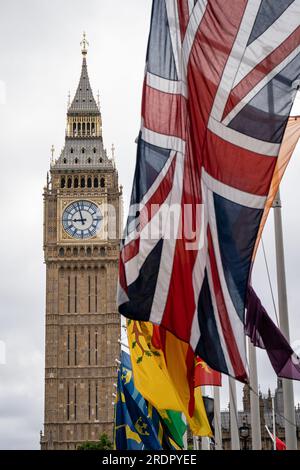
[233,1,300,88]
[207,116,280,156]
[223,46,300,126]
[210,0,262,122]
[146,72,188,97]
[182,0,208,68]
[149,152,185,324]
[142,126,186,154]
[202,168,267,208]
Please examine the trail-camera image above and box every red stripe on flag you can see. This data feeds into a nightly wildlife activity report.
[161,140,202,342]
[207,227,247,381]
[142,85,187,140]
[203,129,277,196]
[177,0,190,41]
[140,155,177,229]
[122,238,140,264]
[222,26,300,120]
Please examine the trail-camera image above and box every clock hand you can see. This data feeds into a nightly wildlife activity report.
[76,204,86,225]
[73,218,87,223]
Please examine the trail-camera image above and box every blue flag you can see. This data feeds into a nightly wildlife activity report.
[114,351,180,450]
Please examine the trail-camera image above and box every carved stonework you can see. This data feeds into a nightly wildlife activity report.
[42,42,120,450]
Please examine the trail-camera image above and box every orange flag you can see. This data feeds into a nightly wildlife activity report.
[253,116,300,259]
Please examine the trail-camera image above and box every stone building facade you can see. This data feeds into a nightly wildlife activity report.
[40,38,121,450]
[221,380,300,450]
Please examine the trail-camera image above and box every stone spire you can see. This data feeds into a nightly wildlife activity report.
[68,33,99,115]
[53,34,112,170]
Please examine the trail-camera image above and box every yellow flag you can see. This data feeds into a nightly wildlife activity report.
[127,320,182,411]
[127,320,212,437]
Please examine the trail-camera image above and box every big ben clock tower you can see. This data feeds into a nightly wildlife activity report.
[41,35,121,450]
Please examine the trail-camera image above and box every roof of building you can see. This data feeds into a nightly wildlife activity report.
[52,34,114,171]
[68,56,99,114]
[54,138,114,171]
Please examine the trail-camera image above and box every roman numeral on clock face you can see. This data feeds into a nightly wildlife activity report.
[62,200,103,239]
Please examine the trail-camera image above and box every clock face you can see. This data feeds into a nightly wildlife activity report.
[62,200,103,239]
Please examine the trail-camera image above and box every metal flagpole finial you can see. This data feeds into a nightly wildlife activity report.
[80,31,89,56]
[67,90,71,109]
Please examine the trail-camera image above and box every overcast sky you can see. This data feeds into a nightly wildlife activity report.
[0,0,300,450]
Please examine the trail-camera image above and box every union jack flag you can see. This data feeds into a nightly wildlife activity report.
[118,0,300,381]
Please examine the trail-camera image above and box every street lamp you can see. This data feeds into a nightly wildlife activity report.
[239,417,250,450]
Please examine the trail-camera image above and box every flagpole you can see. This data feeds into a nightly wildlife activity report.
[272,396,276,450]
[273,189,297,449]
[201,437,210,450]
[265,425,275,449]
[248,340,262,449]
[229,377,240,450]
[213,386,222,450]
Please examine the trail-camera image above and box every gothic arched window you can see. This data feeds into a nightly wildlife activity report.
[87,177,92,188]
[81,177,85,188]
[94,177,99,188]
[74,177,78,188]
[100,177,105,188]
[61,177,65,188]
[81,148,85,154]
[100,247,105,257]
[67,178,72,189]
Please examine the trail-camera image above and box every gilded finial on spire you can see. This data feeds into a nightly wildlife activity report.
[80,31,89,56]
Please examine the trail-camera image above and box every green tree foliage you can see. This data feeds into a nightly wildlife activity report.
[77,433,113,450]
